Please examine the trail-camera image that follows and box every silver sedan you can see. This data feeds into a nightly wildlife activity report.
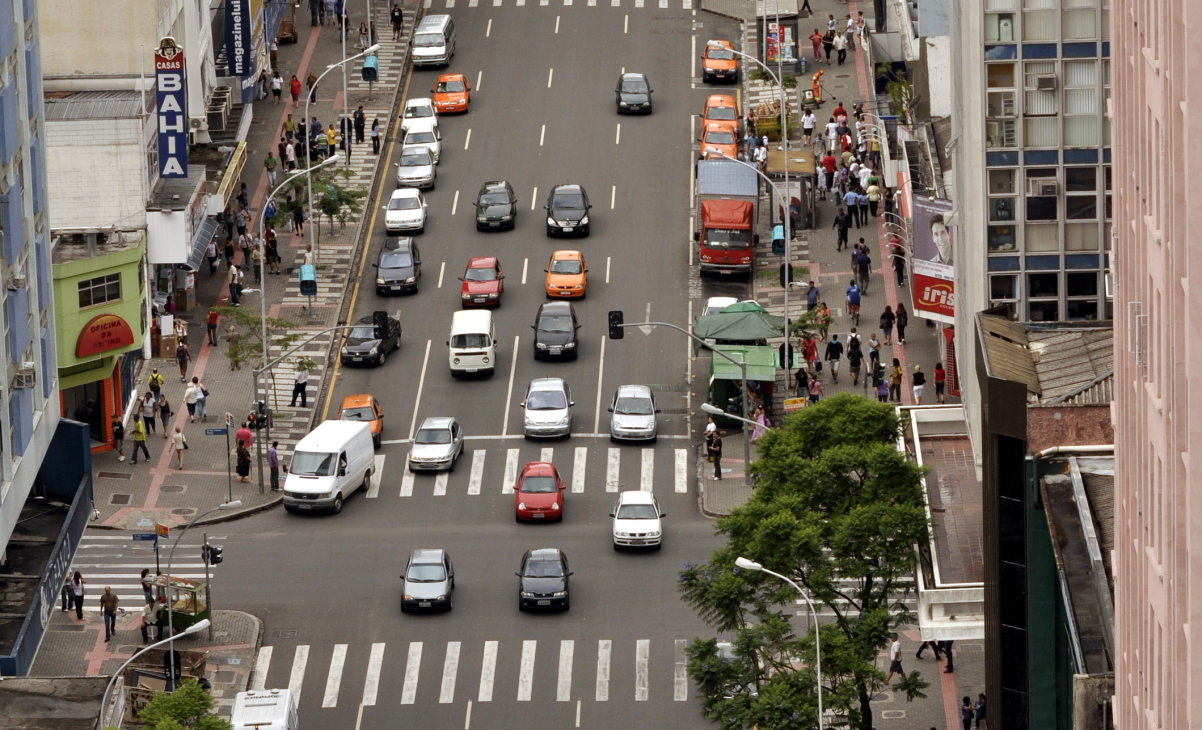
[407,417,464,471]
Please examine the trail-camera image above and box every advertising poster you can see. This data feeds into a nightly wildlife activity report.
[154,38,188,179]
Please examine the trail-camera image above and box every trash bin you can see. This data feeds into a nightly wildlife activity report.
[772,224,785,256]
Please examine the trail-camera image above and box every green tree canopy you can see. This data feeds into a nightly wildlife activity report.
[134,679,232,730]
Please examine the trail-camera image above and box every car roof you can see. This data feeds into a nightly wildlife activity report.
[404,118,438,134]
[479,181,510,193]
[406,98,434,106]
[389,188,421,200]
[410,548,445,564]
[705,94,737,107]
[437,73,466,81]
[550,249,583,261]
[620,72,648,80]
[616,384,652,399]
[528,377,567,391]
[618,490,656,505]
[708,39,734,49]
[381,238,414,253]
[538,301,574,317]
[703,121,735,131]
[529,548,562,559]
[339,394,375,409]
[418,416,456,430]
[400,144,432,156]
[521,461,556,473]
[450,309,492,333]
[704,296,738,310]
[467,256,498,267]
[551,184,583,195]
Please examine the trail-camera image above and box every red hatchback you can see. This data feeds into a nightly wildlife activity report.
[513,461,565,522]
[460,256,505,307]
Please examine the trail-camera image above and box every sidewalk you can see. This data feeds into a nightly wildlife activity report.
[89,1,422,530]
[29,609,262,720]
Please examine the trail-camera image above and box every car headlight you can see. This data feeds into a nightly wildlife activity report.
[376,277,386,285]
[521,591,534,597]
[615,531,628,538]
[537,342,549,350]
[501,215,513,221]
[369,346,379,355]
[547,217,556,225]
[486,292,500,299]
[620,102,629,107]
[553,591,567,597]
[405,276,416,283]
[551,501,559,510]
[453,357,461,364]
[403,594,412,600]
[741,256,752,263]
[461,293,472,299]
[436,595,446,601]
[649,531,661,537]
[477,216,487,222]
[518,502,526,510]
[700,254,713,262]
[341,347,348,354]
[563,342,576,348]
[482,356,489,363]
[580,215,589,225]
[573,284,583,289]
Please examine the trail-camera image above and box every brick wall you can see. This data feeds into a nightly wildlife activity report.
[1025,405,1113,455]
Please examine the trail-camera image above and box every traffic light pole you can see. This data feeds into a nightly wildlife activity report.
[202,534,213,640]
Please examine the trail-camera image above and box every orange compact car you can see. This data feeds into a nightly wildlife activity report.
[702,40,739,83]
[338,394,384,448]
[701,94,740,133]
[544,250,588,299]
[432,73,471,113]
[699,122,739,161]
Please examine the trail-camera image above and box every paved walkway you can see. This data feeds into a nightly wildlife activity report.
[90,0,422,531]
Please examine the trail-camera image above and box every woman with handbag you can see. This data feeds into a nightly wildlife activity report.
[172,428,188,469]
[191,376,208,421]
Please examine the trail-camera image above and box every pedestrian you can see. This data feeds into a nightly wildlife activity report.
[236,440,252,483]
[704,416,717,461]
[832,208,850,250]
[876,375,889,402]
[809,28,823,61]
[141,392,158,434]
[266,234,281,275]
[228,264,241,306]
[141,599,159,643]
[270,70,283,104]
[172,427,188,469]
[371,118,381,154]
[192,377,208,421]
[292,204,306,235]
[822,29,835,63]
[802,335,818,375]
[223,237,235,269]
[359,21,369,50]
[205,308,219,347]
[883,186,895,218]
[824,334,843,383]
[806,280,821,311]
[845,13,857,49]
[892,238,907,286]
[148,368,164,401]
[158,393,172,437]
[183,381,198,423]
[391,2,403,39]
[833,31,848,65]
[236,422,253,449]
[111,414,126,461]
[175,339,190,382]
[794,365,808,398]
[69,571,86,619]
[940,640,955,672]
[880,305,895,344]
[349,105,366,146]
[889,357,904,402]
[307,71,318,104]
[264,150,279,187]
[326,123,337,156]
[289,74,301,104]
[857,188,870,225]
[961,698,974,730]
[141,568,154,605]
[252,245,263,283]
[205,239,218,276]
[896,303,909,343]
[974,694,986,729]
[807,376,823,403]
[130,414,150,464]
[843,188,860,227]
[847,337,863,386]
[885,633,904,683]
[291,368,309,407]
[867,332,881,367]
[710,431,723,480]
[283,115,297,143]
[154,595,169,640]
[268,441,282,491]
[855,247,872,294]
[100,586,119,641]
[801,110,816,145]
[867,182,881,217]
[821,152,836,196]
[309,0,320,25]
[915,640,943,660]
[751,406,769,441]
[934,362,946,403]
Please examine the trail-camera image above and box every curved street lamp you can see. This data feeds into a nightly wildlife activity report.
[98,618,212,725]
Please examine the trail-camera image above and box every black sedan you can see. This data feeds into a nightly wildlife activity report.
[615,72,653,114]
[517,548,572,611]
[340,314,401,366]
[544,184,591,237]
[474,180,518,231]
[373,238,422,295]
[532,301,580,360]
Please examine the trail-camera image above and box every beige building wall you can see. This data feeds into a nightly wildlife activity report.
[1112,0,1202,727]
[38,0,174,78]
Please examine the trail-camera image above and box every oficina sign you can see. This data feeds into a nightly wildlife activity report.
[154,37,188,179]
[75,313,135,358]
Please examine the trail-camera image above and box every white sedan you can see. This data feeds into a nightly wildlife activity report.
[403,119,442,164]
[385,188,427,234]
[610,490,665,549]
[401,98,438,132]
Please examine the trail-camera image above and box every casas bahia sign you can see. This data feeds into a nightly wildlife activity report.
[154,37,188,179]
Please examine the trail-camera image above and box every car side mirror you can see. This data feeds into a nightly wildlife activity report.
[660,512,667,518]
[498,275,506,280]
[372,263,379,267]
[609,512,615,517]
[754,234,761,244]
[457,277,465,281]
[693,232,700,242]
[569,401,575,407]
[584,269,589,273]
[655,409,662,413]
[515,572,521,577]
[445,340,450,346]
[520,401,526,408]
[543,269,549,273]
[338,466,347,476]
[608,407,614,412]
[567,572,574,576]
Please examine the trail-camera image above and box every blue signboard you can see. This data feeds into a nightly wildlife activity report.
[205,428,229,436]
[226,0,251,77]
[132,533,158,541]
[154,37,188,179]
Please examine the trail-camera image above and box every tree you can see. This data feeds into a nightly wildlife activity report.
[680,393,930,730]
[126,679,232,730]
[313,166,366,233]
[214,307,315,375]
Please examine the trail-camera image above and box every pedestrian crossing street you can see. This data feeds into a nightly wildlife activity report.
[422,0,693,8]
[251,637,692,708]
[367,445,691,498]
[68,535,220,611]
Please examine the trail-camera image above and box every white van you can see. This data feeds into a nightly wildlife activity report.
[448,310,496,376]
[230,689,297,730]
[412,15,456,67]
[283,421,375,514]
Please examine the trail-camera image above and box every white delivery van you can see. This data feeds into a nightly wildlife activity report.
[412,14,456,67]
[448,309,496,376]
[282,420,375,514]
[230,689,298,730]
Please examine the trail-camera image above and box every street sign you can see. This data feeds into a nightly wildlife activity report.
[132,533,158,541]
[205,428,229,436]
[155,521,170,539]
[225,413,235,430]
[783,397,807,413]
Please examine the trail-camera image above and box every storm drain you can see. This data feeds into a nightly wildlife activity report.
[171,508,196,517]
[109,494,131,506]
[277,629,298,639]
[160,485,186,493]
[214,671,237,684]
[98,472,132,480]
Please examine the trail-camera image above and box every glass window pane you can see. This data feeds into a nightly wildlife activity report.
[1026,223,1060,251]
[1065,299,1098,320]
[1064,116,1098,146]
[991,274,1018,299]
[1066,196,1098,219]
[1066,271,1098,296]
[990,197,1017,221]
[1064,60,1098,87]
[1029,300,1060,321]
[1062,8,1096,39]
[1065,167,1097,191]
[1023,10,1056,40]
[988,90,1017,117]
[1024,118,1058,147]
[1065,88,1097,115]
[988,225,1018,252]
[1028,273,1059,297]
[987,120,1018,148]
[1026,196,1058,221]
[987,63,1017,88]
[989,169,1016,194]
[1065,221,1099,250]
[985,13,1016,42]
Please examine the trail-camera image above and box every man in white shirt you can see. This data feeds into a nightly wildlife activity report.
[754,144,768,171]
[845,15,857,49]
[290,368,309,408]
[801,111,816,144]
[885,633,904,682]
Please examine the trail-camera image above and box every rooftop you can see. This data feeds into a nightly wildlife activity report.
[0,676,109,730]
[43,90,145,121]
[977,313,1114,405]
[147,167,208,210]
[51,230,143,264]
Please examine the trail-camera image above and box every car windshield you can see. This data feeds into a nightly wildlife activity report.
[707,106,737,121]
[616,504,659,519]
[520,475,558,493]
[414,32,444,46]
[405,104,433,118]
[705,129,735,145]
[348,326,376,339]
[437,79,466,92]
[707,47,735,60]
[552,193,585,210]
[550,259,582,275]
[538,315,575,333]
[380,252,413,268]
[400,151,432,166]
[415,428,452,444]
[615,396,653,415]
[523,559,563,577]
[290,451,336,476]
[464,267,497,282]
[389,196,422,211]
[339,407,375,421]
[480,193,510,205]
[620,77,649,93]
[450,333,490,348]
[408,132,436,144]
[526,390,568,410]
[406,564,447,582]
[703,228,752,249]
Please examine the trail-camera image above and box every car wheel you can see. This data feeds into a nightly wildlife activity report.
[518,601,526,612]
[284,504,298,513]
[378,350,386,366]
[331,495,343,514]
[446,599,452,611]
[373,434,381,449]
[653,542,663,551]
[563,597,570,611]
[362,471,372,492]
[571,350,579,361]
[400,603,408,613]
[650,434,658,444]
[613,542,621,551]
[515,512,522,522]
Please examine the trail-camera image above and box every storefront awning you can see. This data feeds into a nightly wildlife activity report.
[708,344,778,382]
[182,216,220,272]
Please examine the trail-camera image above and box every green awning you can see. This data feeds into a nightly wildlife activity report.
[708,345,778,382]
[693,310,785,351]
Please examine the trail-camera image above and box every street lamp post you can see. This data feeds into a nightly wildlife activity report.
[162,501,241,648]
[302,44,380,265]
[98,618,212,725]
[735,556,824,730]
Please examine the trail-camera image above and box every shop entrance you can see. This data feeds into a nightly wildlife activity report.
[62,381,105,444]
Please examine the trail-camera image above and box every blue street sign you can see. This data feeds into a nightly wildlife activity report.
[132,533,158,541]
[206,428,229,436]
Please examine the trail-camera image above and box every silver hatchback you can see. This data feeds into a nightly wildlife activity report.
[396,145,436,190]
[608,384,659,442]
[521,378,574,439]
[401,548,454,612]
[407,417,464,471]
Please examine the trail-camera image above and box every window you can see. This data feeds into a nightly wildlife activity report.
[991,274,1018,300]
[1026,196,1058,220]
[988,90,1017,118]
[78,274,121,308]
[1065,167,1097,192]
[1028,273,1059,297]
[1065,221,1100,250]
[985,13,1016,41]
[1028,270,1060,322]
[1066,196,1097,219]
[1025,118,1058,147]
[1026,223,1060,251]
[1062,0,1096,40]
[1023,11,1056,40]
[1024,62,1057,115]
[987,120,1018,148]
[989,169,1016,194]
[1064,61,1099,146]
[988,225,1018,252]
[1066,271,1098,297]
[1029,300,1059,321]
[987,63,1016,88]
[1065,299,1098,319]
[990,197,1017,221]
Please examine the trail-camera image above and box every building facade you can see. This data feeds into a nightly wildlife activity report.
[0,0,62,559]
[1111,0,1202,728]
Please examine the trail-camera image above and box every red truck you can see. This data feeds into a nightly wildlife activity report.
[694,160,759,276]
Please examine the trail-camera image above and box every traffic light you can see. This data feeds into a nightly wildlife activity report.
[208,545,224,565]
[362,54,379,82]
[608,310,624,340]
[373,311,390,340]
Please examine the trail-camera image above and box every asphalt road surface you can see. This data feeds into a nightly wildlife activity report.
[212,4,743,728]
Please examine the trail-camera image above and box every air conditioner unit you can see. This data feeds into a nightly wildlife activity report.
[1036,74,1057,91]
[6,274,25,291]
[189,117,206,130]
[13,364,36,389]
[1027,177,1058,196]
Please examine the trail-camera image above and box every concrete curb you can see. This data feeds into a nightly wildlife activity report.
[84,495,284,531]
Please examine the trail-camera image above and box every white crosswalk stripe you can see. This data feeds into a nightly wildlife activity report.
[401,642,423,705]
[434,472,448,496]
[322,644,347,707]
[517,640,537,701]
[367,455,385,497]
[250,646,272,691]
[440,641,461,703]
[289,646,310,703]
[479,640,498,701]
[675,449,688,493]
[363,643,385,706]
[557,640,574,701]
[572,446,587,493]
[635,639,650,701]
[401,469,414,497]
[502,449,520,493]
[641,448,654,491]
[540,447,554,463]
[674,640,688,701]
[596,639,611,701]
[606,448,620,492]
[468,450,486,494]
